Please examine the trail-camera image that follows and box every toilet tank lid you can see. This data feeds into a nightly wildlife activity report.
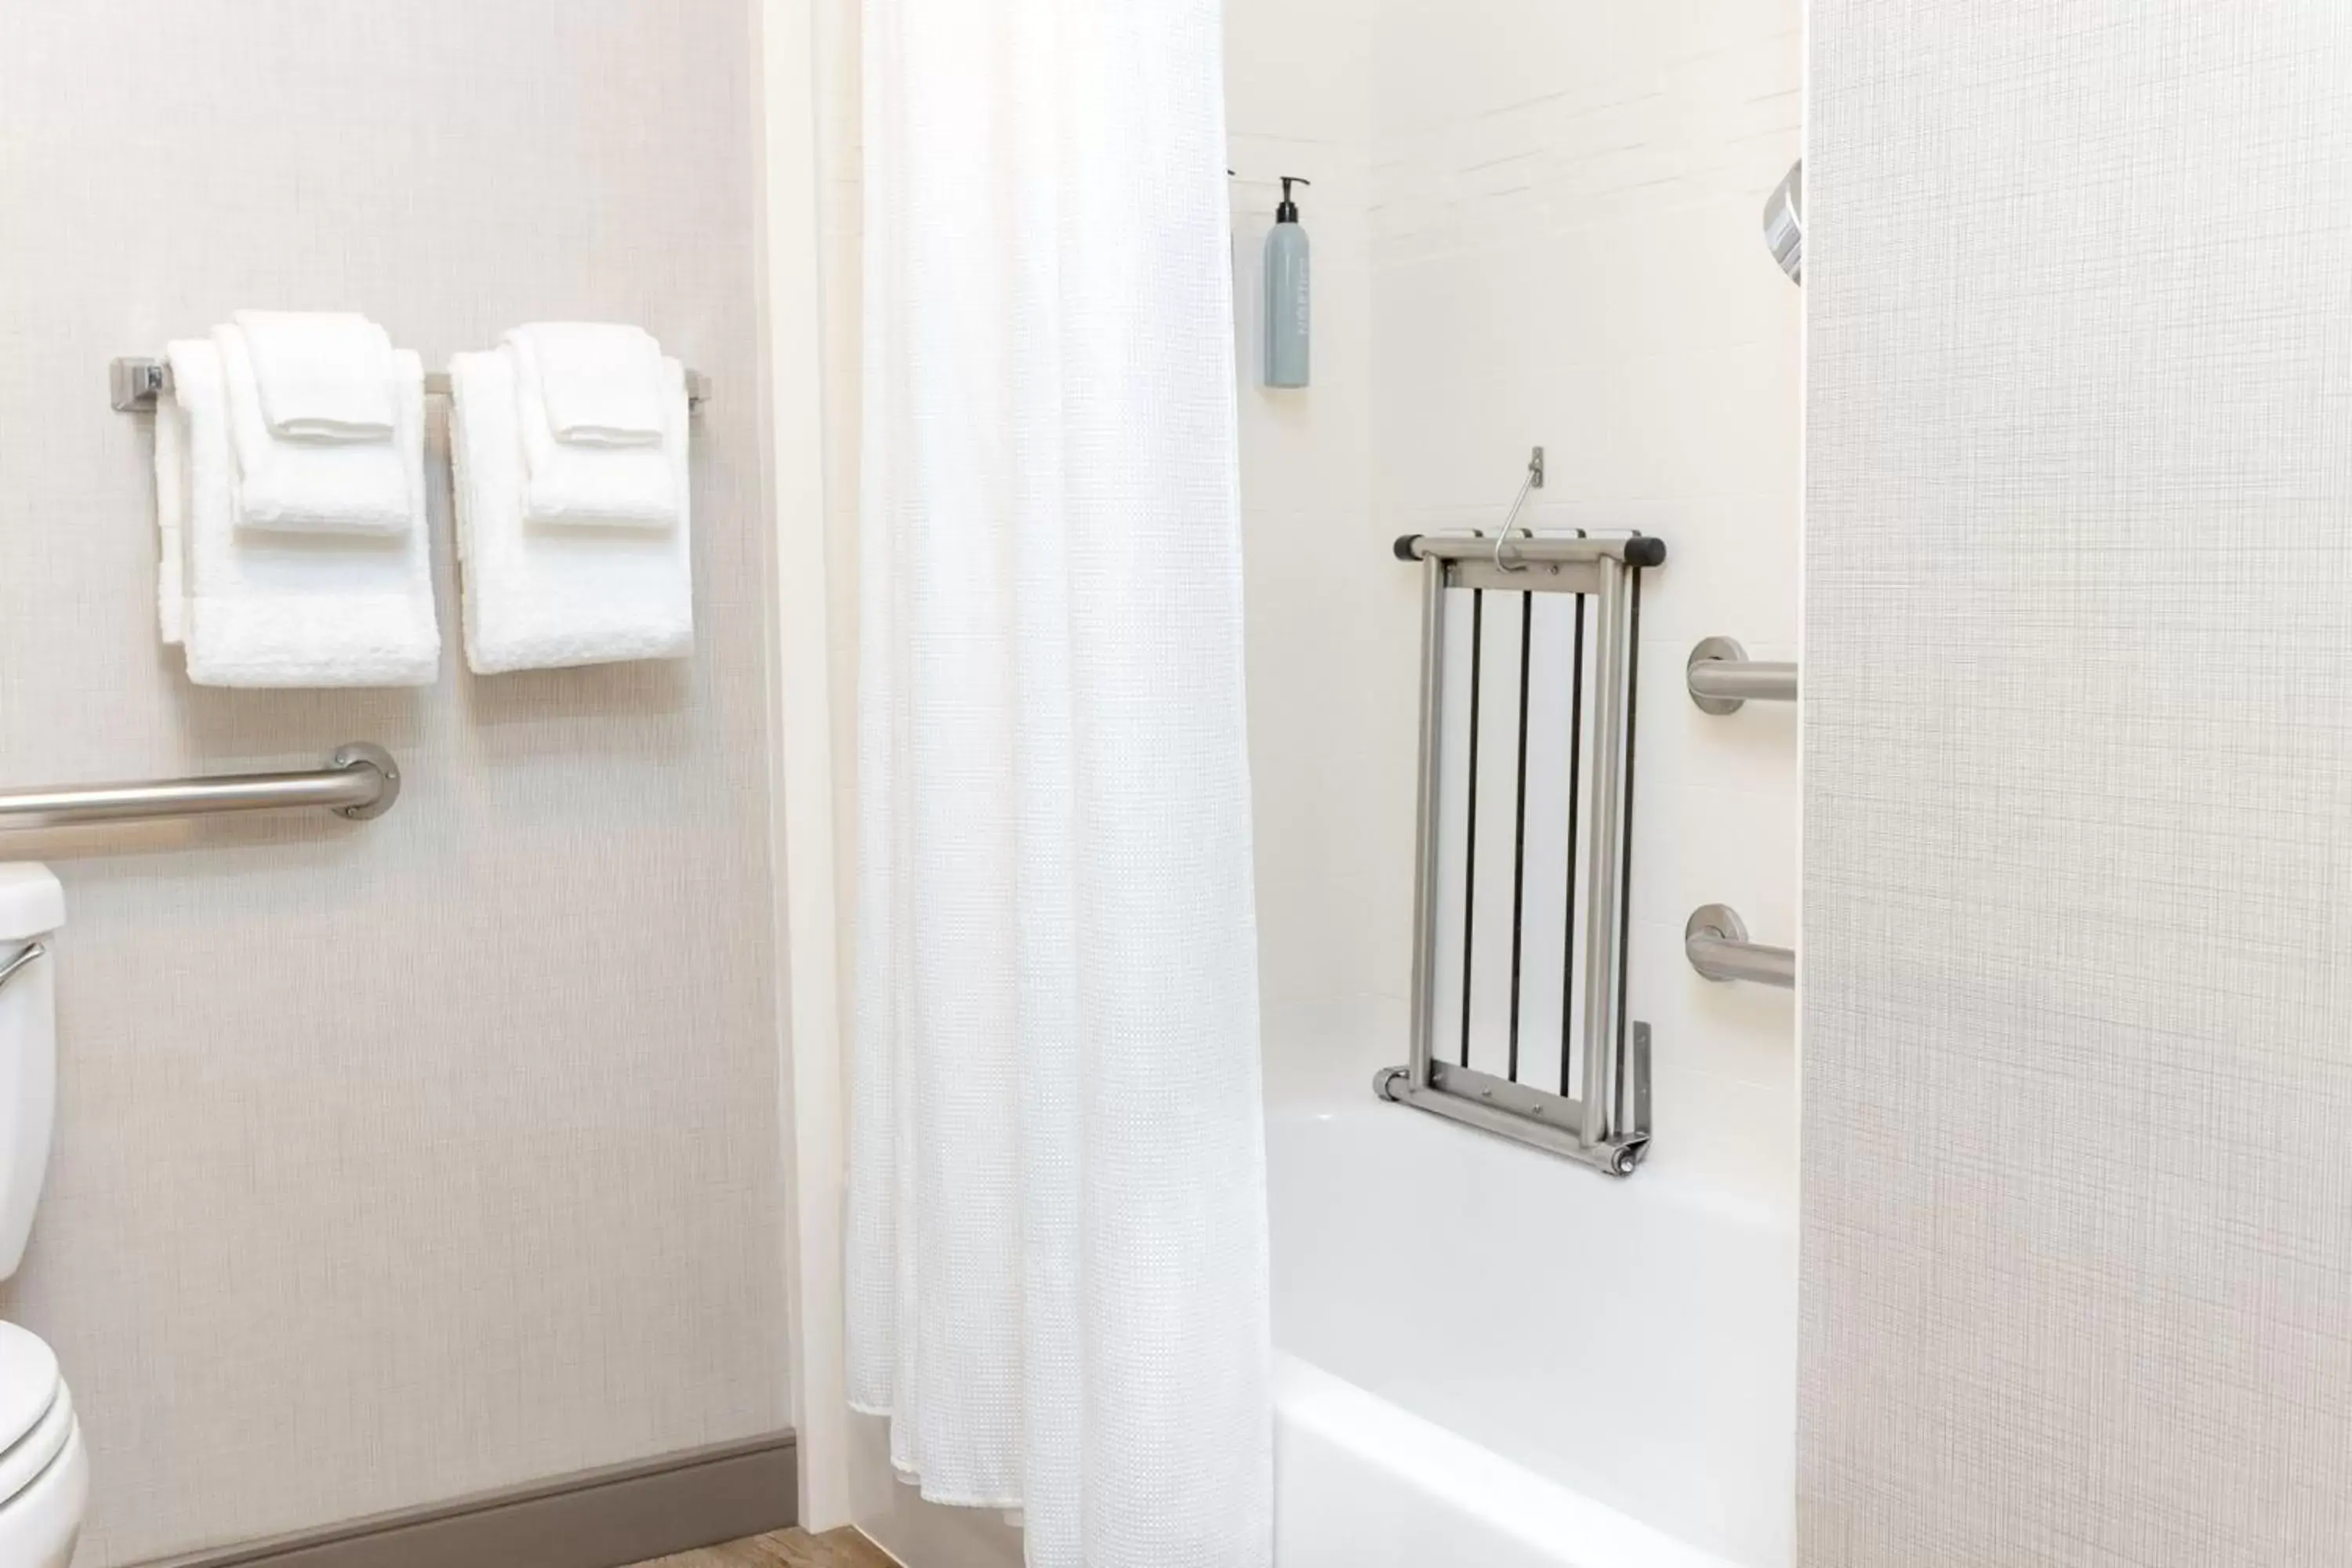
[0,866,60,941]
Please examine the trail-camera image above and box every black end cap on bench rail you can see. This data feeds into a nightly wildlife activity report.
[1392,534,1424,562]
[1625,535,1668,568]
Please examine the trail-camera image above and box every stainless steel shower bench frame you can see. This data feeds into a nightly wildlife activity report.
[1374,531,1664,1177]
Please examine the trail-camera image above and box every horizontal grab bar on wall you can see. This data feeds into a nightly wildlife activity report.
[108,358,711,414]
[1685,904,1794,989]
[0,744,401,829]
[1687,637,1798,713]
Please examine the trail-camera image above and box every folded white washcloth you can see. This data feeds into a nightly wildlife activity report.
[164,339,440,688]
[215,325,412,535]
[448,346,693,673]
[508,322,666,445]
[230,309,397,439]
[505,326,681,528]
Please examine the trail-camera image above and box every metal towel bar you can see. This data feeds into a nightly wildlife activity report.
[1684,904,1794,989]
[0,744,400,829]
[109,358,710,414]
[1687,637,1797,713]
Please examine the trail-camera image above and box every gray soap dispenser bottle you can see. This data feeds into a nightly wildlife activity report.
[1262,176,1312,388]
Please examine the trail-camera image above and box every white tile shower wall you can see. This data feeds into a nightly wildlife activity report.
[1228,1,1392,1108]
[1302,0,1806,1200]
[1803,5,2352,1563]
[0,5,785,1563]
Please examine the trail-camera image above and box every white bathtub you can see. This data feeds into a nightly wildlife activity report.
[1268,1102,1795,1568]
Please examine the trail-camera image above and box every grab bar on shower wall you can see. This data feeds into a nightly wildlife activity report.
[0,745,401,829]
[1684,904,1794,989]
[1686,637,1798,713]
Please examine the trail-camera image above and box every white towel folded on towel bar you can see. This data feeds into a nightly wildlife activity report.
[448,347,693,674]
[154,371,188,648]
[160,339,439,688]
[215,324,412,535]
[505,325,681,528]
[230,309,397,440]
[508,322,666,445]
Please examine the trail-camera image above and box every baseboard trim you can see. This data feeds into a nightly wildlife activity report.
[147,1432,798,1568]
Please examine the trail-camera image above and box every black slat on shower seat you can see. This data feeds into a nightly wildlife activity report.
[1504,591,1534,1083]
[1559,555,1588,1100]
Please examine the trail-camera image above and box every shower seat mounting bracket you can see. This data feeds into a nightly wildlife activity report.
[1377,1022,1650,1175]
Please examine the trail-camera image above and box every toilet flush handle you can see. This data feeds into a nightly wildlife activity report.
[0,942,45,996]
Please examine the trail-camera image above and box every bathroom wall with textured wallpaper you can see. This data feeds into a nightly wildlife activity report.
[1802,5,2352,1563]
[0,5,788,1563]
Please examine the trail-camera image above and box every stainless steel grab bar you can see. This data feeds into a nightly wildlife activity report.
[1687,637,1797,713]
[0,744,400,829]
[1685,904,1794,989]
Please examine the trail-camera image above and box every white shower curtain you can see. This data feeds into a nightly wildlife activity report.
[845,0,1272,1565]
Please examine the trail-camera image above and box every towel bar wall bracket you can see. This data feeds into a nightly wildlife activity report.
[0,743,401,829]
[327,743,401,820]
[109,358,710,415]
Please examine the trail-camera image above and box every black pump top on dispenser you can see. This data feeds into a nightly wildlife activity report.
[1276,176,1311,223]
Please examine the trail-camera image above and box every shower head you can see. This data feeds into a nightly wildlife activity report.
[1762,159,1802,285]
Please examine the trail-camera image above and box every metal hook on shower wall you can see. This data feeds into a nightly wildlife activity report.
[1490,446,1546,573]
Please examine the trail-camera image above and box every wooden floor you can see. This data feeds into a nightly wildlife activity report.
[627,1527,897,1568]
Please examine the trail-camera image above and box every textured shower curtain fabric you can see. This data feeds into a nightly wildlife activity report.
[845,1,1273,1566]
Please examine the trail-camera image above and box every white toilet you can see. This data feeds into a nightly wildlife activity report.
[0,865,84,1567]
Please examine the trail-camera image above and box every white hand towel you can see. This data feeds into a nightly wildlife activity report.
[508,322,666,445]
[448,347,693,674]
[505,328,681,528]
[216,325,412,535]
[165,339,440,688]
[230,309,397,439]
[154,374,190,647]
